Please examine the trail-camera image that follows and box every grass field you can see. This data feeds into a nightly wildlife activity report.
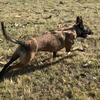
[0,0,100,100]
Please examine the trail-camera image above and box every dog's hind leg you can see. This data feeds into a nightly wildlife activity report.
[6,52,36,73]
[53,52,57,58]
[0,51,20,79]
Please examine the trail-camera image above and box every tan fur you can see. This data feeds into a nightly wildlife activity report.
[0,16,93,78]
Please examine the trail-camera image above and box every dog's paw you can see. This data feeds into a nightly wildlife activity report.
[68,52,72,55]
[82,45,88,50]
[79,45,88,52]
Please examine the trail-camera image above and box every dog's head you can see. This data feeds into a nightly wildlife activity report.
[75,16,93,38]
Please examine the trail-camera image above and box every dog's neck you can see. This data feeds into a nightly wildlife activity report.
[73,24,82,37]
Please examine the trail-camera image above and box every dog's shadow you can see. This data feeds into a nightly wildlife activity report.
[3,54,76,80]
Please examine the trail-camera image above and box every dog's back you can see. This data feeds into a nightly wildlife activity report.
[36,32,65,52]
[35,26,76,52]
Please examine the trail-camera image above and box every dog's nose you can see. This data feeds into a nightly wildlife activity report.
[88,31,93,35]
[88,30,94,35]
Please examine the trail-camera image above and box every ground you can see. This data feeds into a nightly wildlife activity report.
[0,0,100,100]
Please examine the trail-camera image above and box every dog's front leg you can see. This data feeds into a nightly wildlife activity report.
[70,44,88,52]
[6,52,36,73]
[53,52,57,58]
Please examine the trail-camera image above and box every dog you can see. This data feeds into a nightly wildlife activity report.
[0,16,93,79]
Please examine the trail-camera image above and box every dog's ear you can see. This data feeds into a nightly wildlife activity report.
[76,16,84,29]
[76,16,83,24]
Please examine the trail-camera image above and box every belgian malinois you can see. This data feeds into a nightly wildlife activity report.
[0,16,93,79]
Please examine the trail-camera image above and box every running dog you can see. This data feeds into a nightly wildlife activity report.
[0,16,93,78]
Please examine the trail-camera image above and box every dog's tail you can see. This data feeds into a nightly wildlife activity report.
[1,22,27,47]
